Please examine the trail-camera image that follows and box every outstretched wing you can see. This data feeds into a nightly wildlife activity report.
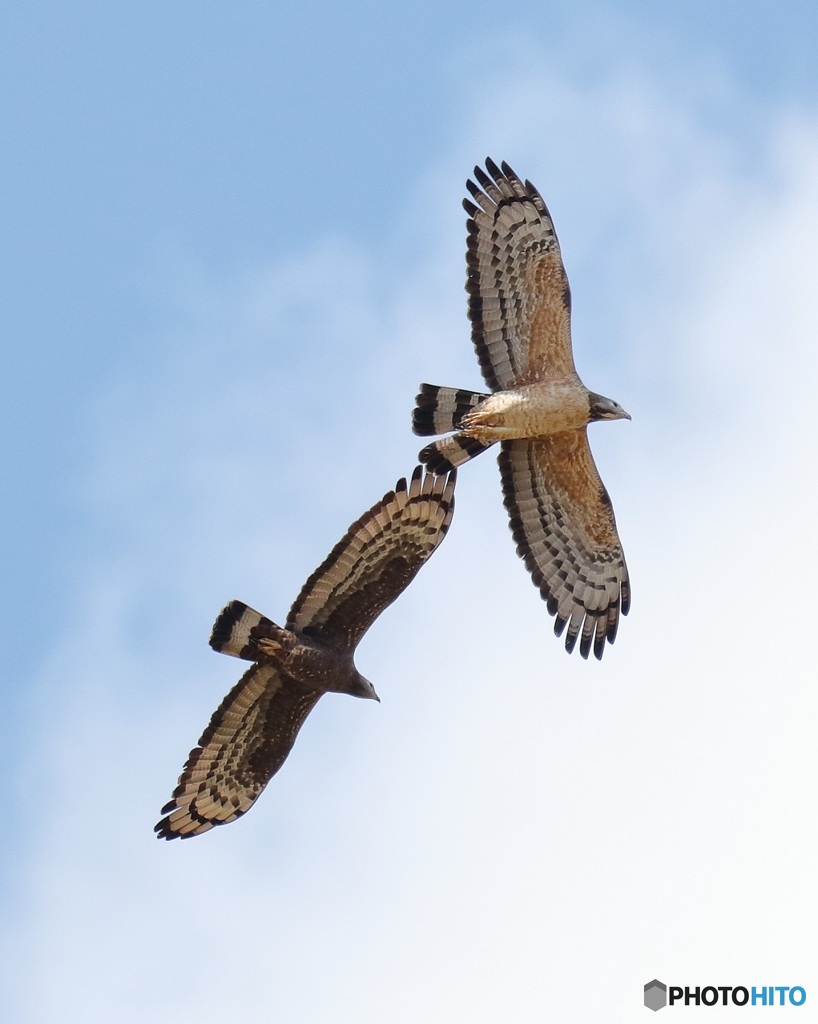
[287,466,456,650]
[464,158,576,391]
[155,660,321,839]
[499,435,629,660]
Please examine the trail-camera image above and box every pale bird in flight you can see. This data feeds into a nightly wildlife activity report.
[414,158,630,659]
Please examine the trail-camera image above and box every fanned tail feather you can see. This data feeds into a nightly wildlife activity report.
[209,600,289,661]
[419,433,493,473]
[412,383,489,436]
[414,383,493,472]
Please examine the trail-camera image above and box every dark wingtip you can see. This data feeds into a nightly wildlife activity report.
[154,818,178,841]
[484,156,501,179]
[579,630,592,660]
[606,606,620,644]
[473,163,492,190]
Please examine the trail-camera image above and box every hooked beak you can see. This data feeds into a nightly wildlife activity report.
[360,676,380,702]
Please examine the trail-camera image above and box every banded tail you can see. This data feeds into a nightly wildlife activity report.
[412,383,494,473]
[210,600,291,662]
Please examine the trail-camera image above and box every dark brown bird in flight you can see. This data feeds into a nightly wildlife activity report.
[156,466,456,839]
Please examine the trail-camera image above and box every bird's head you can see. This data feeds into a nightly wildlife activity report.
[588,393,631,422]
[348,671,380,702]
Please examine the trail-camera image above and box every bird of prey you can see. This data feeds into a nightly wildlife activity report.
[156,466,456,839]
[413,158,630,660]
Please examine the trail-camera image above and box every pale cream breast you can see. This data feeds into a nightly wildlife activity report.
[462,381,590,443]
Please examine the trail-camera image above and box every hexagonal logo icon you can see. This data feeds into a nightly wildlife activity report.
[644,979,667,1011]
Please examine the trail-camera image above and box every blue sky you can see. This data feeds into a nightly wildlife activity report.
[3,2,818,1020]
